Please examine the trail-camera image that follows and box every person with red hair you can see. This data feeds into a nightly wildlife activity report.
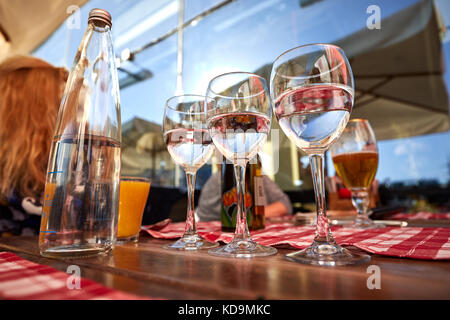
[0,55,67,236]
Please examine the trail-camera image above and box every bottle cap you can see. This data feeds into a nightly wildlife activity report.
[88,8,112,28]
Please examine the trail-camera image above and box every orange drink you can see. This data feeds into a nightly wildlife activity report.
[117,177,151,242]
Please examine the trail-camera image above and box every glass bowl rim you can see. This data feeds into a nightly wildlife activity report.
[165,94,209,115]
[120,176,151,183]
[206,71,268,100]
[272,43,345,64]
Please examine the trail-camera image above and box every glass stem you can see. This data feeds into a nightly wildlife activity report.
[309,154,334,244]
[233,163,250,241]
[184,171,197,236]
[351,190,370,221]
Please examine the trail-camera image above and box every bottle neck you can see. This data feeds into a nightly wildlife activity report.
[55,19,120,142]
[78,23,113,61]
[88,20,112,32]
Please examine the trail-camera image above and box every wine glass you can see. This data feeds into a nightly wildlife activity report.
[270,44,370,266]
[205,72,277,258]
[162,94,219,250]
[330,119,383,229]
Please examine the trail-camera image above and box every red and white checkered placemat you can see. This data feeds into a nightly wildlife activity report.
[143,221,450,260]
[0,252,153,300]
[391,212,450,221]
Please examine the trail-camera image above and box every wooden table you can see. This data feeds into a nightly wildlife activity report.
[1,236,449,299]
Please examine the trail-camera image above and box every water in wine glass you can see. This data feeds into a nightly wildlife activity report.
[275,84,353,152]
[164,128,214,172]
[207,112,270,163]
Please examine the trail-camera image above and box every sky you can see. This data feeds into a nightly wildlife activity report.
[378,131,449,184]
[33,0,450,185]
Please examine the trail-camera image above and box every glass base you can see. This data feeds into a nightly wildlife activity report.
[353,216,385,229]
[116,234,139,244]
[286,241,370,266]
[208,239,277,258]
[40,244,113,258]
[163,234,219,251]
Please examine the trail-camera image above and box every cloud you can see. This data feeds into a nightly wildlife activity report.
[393,140,425,156]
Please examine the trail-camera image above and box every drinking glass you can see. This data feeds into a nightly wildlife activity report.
[117,176,151,243]
[270,44,370,265]
[330,119,383,229]
[163,95,219,250]
[205,72,277,258]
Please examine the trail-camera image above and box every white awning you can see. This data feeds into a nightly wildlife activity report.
[0,0,88,60]
[336,0,449,140]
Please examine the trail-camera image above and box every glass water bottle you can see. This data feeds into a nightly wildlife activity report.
[39,9,121,258]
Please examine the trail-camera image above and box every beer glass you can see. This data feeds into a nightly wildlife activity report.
[330,119,383,229]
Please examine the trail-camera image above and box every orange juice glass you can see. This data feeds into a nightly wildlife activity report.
[117,177,151,243]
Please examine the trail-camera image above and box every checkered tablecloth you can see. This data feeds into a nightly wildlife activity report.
[143,221,450,260]
[0,252,153,300]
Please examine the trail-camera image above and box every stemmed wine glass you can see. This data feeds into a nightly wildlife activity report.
[205,72,277,258]
[270,44,370,266]
[330,119,383,229]
[162,94,219,250]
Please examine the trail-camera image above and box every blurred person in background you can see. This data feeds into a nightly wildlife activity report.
[0,55,67,236]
